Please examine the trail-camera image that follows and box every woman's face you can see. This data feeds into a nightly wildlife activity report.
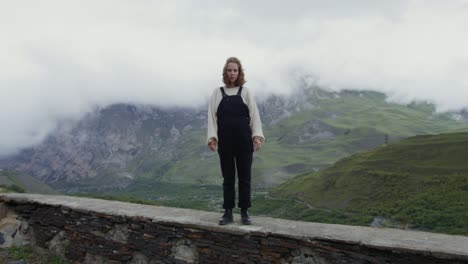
[226,62,239,85]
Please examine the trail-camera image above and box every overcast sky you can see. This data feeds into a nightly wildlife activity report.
[1,0,468,156]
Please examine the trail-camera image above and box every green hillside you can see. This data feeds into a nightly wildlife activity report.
[0,170,59,194]
[272,132,468,235]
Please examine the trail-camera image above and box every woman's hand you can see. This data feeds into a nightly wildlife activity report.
[208,138,218,151]
[253,136,263,152]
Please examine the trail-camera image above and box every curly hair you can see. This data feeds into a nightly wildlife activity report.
[222,57,246,86]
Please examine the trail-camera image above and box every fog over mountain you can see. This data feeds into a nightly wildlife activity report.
[1,0,468,156]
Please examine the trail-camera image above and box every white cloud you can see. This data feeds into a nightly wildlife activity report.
[1,0,468,156]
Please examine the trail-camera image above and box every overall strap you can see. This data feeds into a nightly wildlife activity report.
[219,87,227,97]
[237,86,243,95]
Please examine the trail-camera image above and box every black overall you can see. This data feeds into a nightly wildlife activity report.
[216,86,253,209]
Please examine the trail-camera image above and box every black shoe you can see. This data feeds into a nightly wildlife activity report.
[218,209,233,225]
[241,208,252,225]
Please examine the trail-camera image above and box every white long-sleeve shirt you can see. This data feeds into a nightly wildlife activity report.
[207,86,265,144]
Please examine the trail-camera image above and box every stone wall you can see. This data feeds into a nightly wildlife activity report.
[1,193,467,264]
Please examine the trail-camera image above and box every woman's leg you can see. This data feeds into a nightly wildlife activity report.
[218,149,236,209]
[235,150,253,209]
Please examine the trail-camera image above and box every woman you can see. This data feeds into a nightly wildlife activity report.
[207,57,265,225]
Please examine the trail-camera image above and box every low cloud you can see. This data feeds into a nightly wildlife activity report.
[1,0,468,156]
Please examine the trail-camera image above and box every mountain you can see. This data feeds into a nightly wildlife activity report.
[271,132,468,235]
[1,86,468,193]
[0,104,208,192]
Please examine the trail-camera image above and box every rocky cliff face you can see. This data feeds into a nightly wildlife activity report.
[0,104,210,191]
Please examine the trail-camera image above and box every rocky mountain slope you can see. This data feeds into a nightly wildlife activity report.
[1,86,467,193]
